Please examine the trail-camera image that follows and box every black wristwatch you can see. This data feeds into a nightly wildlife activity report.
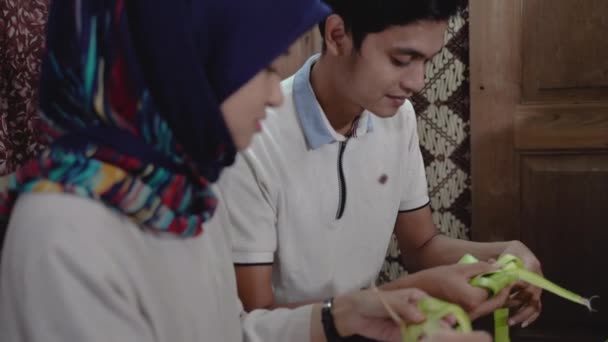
[321,298,347,341]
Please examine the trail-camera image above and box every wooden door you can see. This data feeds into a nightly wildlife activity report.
[470,1,608,341]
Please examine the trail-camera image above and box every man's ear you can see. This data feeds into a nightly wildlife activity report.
[322,14,354,56]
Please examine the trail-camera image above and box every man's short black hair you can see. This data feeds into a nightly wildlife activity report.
[319,0,466,50]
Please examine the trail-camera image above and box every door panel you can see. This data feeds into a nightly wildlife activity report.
[471,0,608,340]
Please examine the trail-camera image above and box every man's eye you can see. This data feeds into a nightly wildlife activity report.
[391,57,411,67]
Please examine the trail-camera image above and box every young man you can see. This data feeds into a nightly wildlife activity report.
[213,0,543,333]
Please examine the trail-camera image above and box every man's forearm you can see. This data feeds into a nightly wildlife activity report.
[401,234,511,270]
[379,267,430,291]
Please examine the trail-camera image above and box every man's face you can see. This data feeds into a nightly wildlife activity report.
[337,20,447,118]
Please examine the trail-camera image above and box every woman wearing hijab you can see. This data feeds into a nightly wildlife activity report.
[0,0,490,341]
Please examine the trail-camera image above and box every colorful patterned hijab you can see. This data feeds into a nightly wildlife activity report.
[0,0,330,237]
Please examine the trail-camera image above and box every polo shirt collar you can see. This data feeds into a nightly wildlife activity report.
[293,54,374,150]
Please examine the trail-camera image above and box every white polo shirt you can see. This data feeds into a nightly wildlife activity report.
[215,54,429,304]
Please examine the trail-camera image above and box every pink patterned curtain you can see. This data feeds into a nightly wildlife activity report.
[0,0,49,176]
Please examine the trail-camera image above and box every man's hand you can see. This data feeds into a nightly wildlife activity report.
[500,241,543,328]
[394,262,511,320]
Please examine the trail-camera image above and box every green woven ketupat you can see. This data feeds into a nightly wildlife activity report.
[399,254,595,342]
[402,297,472,342]
[459,254,594,342]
